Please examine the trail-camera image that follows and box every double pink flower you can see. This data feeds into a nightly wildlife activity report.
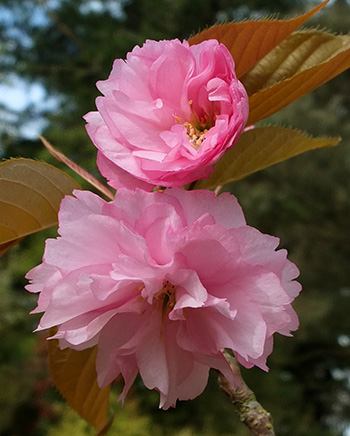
[26,189,301,408]
[84,39,249,190]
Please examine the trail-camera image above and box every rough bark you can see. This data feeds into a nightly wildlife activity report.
[219,352,276,436]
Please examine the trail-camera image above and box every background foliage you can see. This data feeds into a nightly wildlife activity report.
[0,0,349,435]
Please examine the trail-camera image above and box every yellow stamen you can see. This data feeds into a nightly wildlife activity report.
[183,122,208,150]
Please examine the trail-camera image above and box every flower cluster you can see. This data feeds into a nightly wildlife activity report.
[26,188,301,408]
[26,37,301,409]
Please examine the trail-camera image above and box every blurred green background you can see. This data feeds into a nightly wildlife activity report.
[0,0,349,435]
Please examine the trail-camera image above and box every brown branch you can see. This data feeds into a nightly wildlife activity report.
[36,0,84,49]
[219,351,276,436]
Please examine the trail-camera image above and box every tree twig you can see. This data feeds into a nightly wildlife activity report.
[219,351,276,436]
[36,0,84,49]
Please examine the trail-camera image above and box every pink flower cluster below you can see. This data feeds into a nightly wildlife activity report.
[26,188,301,409]
[84,39,249,191]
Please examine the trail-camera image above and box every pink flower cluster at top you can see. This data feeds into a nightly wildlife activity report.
[84,39,249,190]
[26,188,301,408]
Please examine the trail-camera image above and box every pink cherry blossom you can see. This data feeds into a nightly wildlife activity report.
[26,188,301,409]
[84,39,249,190]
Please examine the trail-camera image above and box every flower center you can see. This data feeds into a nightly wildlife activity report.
[154,280,176,338]
[183,122,208,150]
[155,280,176,312]
[174,101,215,150]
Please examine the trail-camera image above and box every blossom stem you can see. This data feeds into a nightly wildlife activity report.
[154,185,165,192]
[39,135,115,201]
[214,185,223,196]
[219,351,276,436]
[187,181,197,191]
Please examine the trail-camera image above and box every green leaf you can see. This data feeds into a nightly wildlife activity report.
[188,0,329,78]
[0,158,81,256]
[48,338,111,432]
[195,126,340,190]
[245,31,350,125]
